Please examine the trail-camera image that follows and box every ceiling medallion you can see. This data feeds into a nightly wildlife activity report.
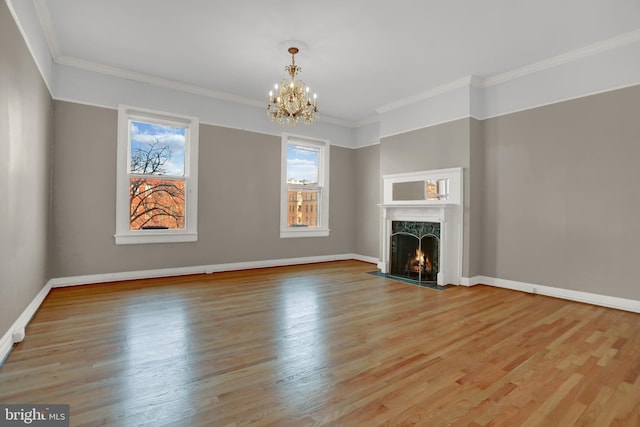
[267,47,318,126]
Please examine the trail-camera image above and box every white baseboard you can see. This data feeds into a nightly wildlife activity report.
[461,275,640,313]
[459,276,477,286]
[48,254,378,288]
[49,261,638,314]
[0,282,52,366]
[352,254,380,264]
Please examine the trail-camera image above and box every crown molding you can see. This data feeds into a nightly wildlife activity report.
[56,55,267,108]
[28,0,356,128]
[480,29,640,88]
[318,115,359,128]
[373,29,640,117]
[469,75,485,88]
[23,0,640,131]
[32,0,60,60]
[375,76,474,114]
[354,115,380,128]
[55,55,353,128]
[5,0,55,93]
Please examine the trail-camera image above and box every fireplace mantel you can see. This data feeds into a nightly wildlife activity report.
[378,168,463,286]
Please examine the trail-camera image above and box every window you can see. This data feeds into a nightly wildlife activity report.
[115,105,199,244]
[280,134,329,238]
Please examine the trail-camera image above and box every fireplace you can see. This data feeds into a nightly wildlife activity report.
[390,221,440,283]
[378,168,463,286]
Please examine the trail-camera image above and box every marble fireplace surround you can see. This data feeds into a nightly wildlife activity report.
[378,168,463,286]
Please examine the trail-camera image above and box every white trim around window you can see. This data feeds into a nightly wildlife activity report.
[115,105,199,245]
[280,133,330,238]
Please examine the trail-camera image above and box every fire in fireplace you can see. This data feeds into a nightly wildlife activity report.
[389,221,440,283]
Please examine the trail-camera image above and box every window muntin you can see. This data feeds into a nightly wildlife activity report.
[280,135,329,238]
[115,106,199,244]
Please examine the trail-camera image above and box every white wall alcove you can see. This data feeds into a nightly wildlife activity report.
[378,168,463,286]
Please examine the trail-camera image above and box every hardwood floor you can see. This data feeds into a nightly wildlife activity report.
[1,260,639,426]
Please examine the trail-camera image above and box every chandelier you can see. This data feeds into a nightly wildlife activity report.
[267,47,318,126]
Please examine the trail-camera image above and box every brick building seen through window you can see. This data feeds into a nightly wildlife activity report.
[287,189,318,227]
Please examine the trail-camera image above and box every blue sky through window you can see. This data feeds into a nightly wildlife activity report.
[287,144,319,184]
[130,121,186,176]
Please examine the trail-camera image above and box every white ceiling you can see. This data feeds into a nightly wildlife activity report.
[33,0,640,124]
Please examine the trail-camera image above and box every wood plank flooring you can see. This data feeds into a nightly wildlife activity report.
[1,260,639,426]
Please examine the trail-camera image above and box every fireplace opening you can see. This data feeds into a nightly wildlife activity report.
[389,221,440,284]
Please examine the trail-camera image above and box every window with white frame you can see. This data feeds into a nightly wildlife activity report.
[280,134,330,238]
[115,105,199,244]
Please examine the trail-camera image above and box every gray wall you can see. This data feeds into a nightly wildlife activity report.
[479,86,640,300]
[354,144,380,258]
[50,101,357,278]
[0,2,52,341]
[468,118,484,278]
[379,118,474,277]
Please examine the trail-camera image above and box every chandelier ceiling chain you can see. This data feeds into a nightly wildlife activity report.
[267,47,318,126]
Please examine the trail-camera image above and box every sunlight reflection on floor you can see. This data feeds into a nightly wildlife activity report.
[276,281,329,408]
[121,297,194,423]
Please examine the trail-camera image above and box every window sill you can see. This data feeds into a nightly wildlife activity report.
[114,232,198,245]
[280,228,330,239]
